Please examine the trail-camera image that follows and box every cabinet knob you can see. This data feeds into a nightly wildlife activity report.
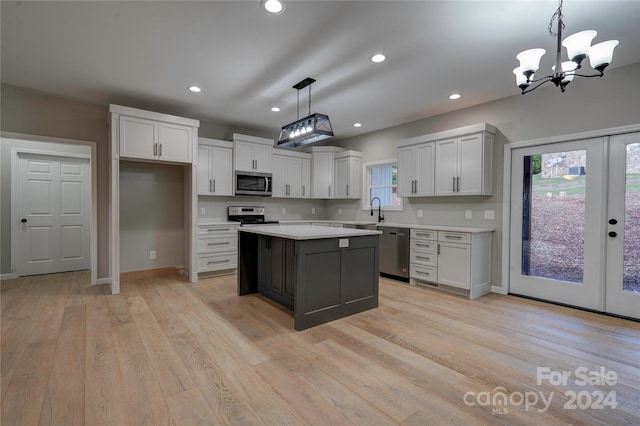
[608,219,618,225]
[21,218,27,223]
[608,231,617,238]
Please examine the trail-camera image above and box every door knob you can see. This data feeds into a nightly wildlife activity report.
[608,219,618,225]
[21,218,27,223]
[608,231,617,237]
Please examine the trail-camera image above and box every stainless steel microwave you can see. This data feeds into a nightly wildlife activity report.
[235,171,272,196]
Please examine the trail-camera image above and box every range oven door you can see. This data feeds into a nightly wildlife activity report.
[235,172,272,196]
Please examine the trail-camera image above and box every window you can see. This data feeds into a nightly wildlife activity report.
[362,160,403,211]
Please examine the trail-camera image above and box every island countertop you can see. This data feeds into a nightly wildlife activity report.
[237,224,382,240]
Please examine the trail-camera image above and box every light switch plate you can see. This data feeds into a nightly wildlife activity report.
[417,209,423,218]
[149,250,156,260]
[339,238,349,248]
[465,210,472,219]
[200,207,206,215]
[484,210,495,220]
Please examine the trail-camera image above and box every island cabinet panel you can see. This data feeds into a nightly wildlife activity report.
[256,236,295,310]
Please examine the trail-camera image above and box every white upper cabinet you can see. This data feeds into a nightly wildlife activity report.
[334,150,362,199]
[435,132,493,196]
[233,134,273,173]
[198,138,233,196]
[116,106,196,164]
[305,146,351,199]
[272,150,311,198]
[397,123,495,197]
[397,142,435,197]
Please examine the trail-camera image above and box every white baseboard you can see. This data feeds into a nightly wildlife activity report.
[0,273,16,280]
[96,277,111,285]
[491,285,508,295]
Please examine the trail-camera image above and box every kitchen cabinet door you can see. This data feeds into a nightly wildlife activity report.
[272,155,288,197]
[253,144,272,174]
[287,156,303,198]
[458,133,484,195]
[311,151,334,198]
[234,141,255,172]
[437,241,471,289]
[334,157,349,198]
[119,115,157,161]
[302,158,311,198]
[435,138,459,195]
[157,122,192,163]
[435,132,492,196]
[197,145,213,194]
[397,142,434,197]
[210,145,233,195]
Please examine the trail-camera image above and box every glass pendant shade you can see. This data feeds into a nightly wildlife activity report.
[513,67,530,87]
[562,30,597,63]
[552,61,579,83]
[516,48,546,75]
[588,40,619,71]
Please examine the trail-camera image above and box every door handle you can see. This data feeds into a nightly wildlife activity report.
[608,231,617,237]
[21,218,27,223]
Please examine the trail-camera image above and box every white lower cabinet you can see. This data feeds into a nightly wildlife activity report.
[197,224,239,274]
[409,228,492,299]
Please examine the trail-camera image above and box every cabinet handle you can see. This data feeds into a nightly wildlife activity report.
[209,179,212,192]
[444,235,463,239]
[415,269,431,276]
[329,185,331,196]
[346,185,349,196]
[415,256,431,261]
[207,259,230,265]
[416,243,431,248]
[437,244,441,255]
[452,177,456,192]
[302,185,305,196]
[456,176,460,192]
[213,179,216,192]
[207,242,229,246]
[416,233,431,238]
[207,228,228,232]
[153,143,157,156]
[159,144,163,156]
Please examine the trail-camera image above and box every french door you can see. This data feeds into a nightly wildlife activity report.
[509,133,639,319]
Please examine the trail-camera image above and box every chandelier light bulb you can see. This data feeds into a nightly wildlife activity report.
[552,61,579,83]
[562,30,597,66]
[516,48,546,77]
[513,67,530,88]
[588,40,619,72]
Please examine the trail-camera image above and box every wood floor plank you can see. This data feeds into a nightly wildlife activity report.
[165,388,218,426]
[39,304,86,426]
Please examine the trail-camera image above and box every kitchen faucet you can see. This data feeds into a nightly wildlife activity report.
[370,197,384,222]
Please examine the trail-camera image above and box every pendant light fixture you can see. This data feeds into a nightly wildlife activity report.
[513,0,619,94]
[277,77,334,147]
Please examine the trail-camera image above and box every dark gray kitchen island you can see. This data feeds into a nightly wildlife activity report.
[237,225,381,330]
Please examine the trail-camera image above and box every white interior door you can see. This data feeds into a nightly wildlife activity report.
[17,153,91,276]
[605,132,640,318]
[509,138,606,311]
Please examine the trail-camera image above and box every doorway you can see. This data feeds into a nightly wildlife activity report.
[507,131,639,319]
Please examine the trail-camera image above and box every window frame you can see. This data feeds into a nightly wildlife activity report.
[361,159,403,211]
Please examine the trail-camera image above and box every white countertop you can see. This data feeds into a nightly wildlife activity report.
[197,220,494,233]
[378,223,495,233]
[237,225,382,240]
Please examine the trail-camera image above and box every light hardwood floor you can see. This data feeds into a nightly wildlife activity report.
[1,271,638,425]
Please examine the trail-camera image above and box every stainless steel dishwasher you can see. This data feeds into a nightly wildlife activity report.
[378,226,410,282]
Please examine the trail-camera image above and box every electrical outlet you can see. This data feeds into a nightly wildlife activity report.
[484,210,495,220]
[417,209,423,218]
[311,207,316,215]
[465,210,472,219]
[281,207,286,215]
[338,208,342,215]
[149,250,156,260]
[200,207,206,215]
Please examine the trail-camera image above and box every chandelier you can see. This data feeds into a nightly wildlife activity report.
[513,0,619,94]
[277,77,334,147]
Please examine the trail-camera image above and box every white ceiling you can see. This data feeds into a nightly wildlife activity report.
[2,1,639,141]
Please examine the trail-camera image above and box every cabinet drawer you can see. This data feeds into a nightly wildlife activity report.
[410,264,437,281]
[411,229,437,241]
[410,251,437,267]
[197,252,237,272]
[438,231,471,244]
[197,236,237,252]
[410,239,437,252]
[197,225,238,236]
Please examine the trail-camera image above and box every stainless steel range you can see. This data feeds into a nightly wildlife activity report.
[227,206,279,226]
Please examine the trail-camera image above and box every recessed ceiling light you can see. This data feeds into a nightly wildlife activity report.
[188,86,202,93]
[449,93,461,100]
[263,0,285,14]
[271,107,280,112]
[371,53,386,63]
[353,123,362,128]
